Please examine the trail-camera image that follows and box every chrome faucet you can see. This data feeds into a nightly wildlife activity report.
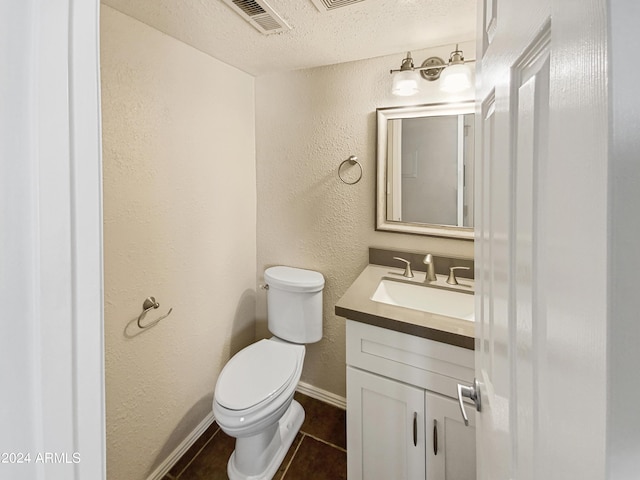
[393,257,414,278]
[423,254,437,283]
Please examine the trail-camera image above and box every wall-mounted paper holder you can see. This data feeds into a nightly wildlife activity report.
[137,296,173,329]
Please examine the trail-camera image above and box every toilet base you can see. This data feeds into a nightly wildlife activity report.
[227,399,305,480]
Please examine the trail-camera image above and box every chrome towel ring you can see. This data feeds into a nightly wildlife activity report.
[338,155,363,185]
[137,296,173,329]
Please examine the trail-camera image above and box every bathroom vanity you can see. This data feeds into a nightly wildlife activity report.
[336,262,476,480]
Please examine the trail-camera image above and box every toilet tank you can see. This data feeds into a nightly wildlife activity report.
[264,266,325,343]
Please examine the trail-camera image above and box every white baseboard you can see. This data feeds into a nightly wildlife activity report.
[146,411,216,480]
[296,381,346,410]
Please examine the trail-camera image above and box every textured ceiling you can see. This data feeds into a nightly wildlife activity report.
[101,0,476,76]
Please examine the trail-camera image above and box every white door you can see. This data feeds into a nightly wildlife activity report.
[474,1,609,479]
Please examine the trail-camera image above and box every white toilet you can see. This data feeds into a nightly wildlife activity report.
[213,265,325,480]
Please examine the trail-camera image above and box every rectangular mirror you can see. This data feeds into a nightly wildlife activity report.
[376,101,475,239]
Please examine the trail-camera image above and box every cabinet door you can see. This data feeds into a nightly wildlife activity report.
[426,391,476,480]
[347,366,426,480]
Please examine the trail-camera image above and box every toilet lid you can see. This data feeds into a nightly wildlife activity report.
[264,266,325,292]
[215,340,299,411]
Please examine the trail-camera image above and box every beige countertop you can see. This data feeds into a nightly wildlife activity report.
[335,264,475,350]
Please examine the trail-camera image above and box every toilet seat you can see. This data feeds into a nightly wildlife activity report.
[215,339,301,411]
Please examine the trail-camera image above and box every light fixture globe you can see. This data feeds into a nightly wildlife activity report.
[440,46,472,93]
[439,63,472,93]
[392,69,421,96]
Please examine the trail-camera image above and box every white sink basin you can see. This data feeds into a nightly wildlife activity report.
[371,278,474,321]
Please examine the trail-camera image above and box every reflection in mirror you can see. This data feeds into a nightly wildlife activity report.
[376,102,475,239]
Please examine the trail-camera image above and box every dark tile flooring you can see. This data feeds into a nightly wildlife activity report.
[163,393,347,480]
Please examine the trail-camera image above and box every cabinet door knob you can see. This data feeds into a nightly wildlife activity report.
[457,378,482,426]
[413,412,418,446]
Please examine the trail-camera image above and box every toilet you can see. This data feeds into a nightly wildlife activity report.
[213,265,325,480]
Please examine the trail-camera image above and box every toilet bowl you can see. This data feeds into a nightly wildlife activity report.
[213,339,305,479]
[213,266,324,480]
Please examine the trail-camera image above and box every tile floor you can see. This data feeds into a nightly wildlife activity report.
[163,393,347,480]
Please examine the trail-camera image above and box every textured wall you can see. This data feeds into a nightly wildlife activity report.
[101,6,256,480]
[256,42,475,398]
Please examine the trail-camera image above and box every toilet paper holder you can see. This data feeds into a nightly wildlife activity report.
[137,296,173,329]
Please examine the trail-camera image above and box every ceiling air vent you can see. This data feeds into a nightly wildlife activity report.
[310,0,368,11]
[220,0,291,35]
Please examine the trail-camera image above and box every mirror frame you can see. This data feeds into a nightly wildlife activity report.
[375,101,475,240]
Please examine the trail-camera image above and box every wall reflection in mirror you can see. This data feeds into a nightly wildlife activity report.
[376,102,475,239]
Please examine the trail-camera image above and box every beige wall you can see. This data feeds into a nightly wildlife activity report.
[101,6,256,479]
[101,12,474,474]
[255,42,475,398]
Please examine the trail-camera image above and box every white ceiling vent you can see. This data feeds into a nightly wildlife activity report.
[220,0,291,35]
[310,0,368,12]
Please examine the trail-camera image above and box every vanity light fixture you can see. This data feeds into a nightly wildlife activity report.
[390,45,474,96]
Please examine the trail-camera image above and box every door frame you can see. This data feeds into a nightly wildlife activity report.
[0,1,105,478]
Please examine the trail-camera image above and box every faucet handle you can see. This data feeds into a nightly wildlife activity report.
[446,266,470,285]
[393,257,414,278]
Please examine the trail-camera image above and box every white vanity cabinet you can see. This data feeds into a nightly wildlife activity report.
[346,320,476,480]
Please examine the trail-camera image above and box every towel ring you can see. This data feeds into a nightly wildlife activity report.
[137,296,173,329]
[338,155,363,185]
